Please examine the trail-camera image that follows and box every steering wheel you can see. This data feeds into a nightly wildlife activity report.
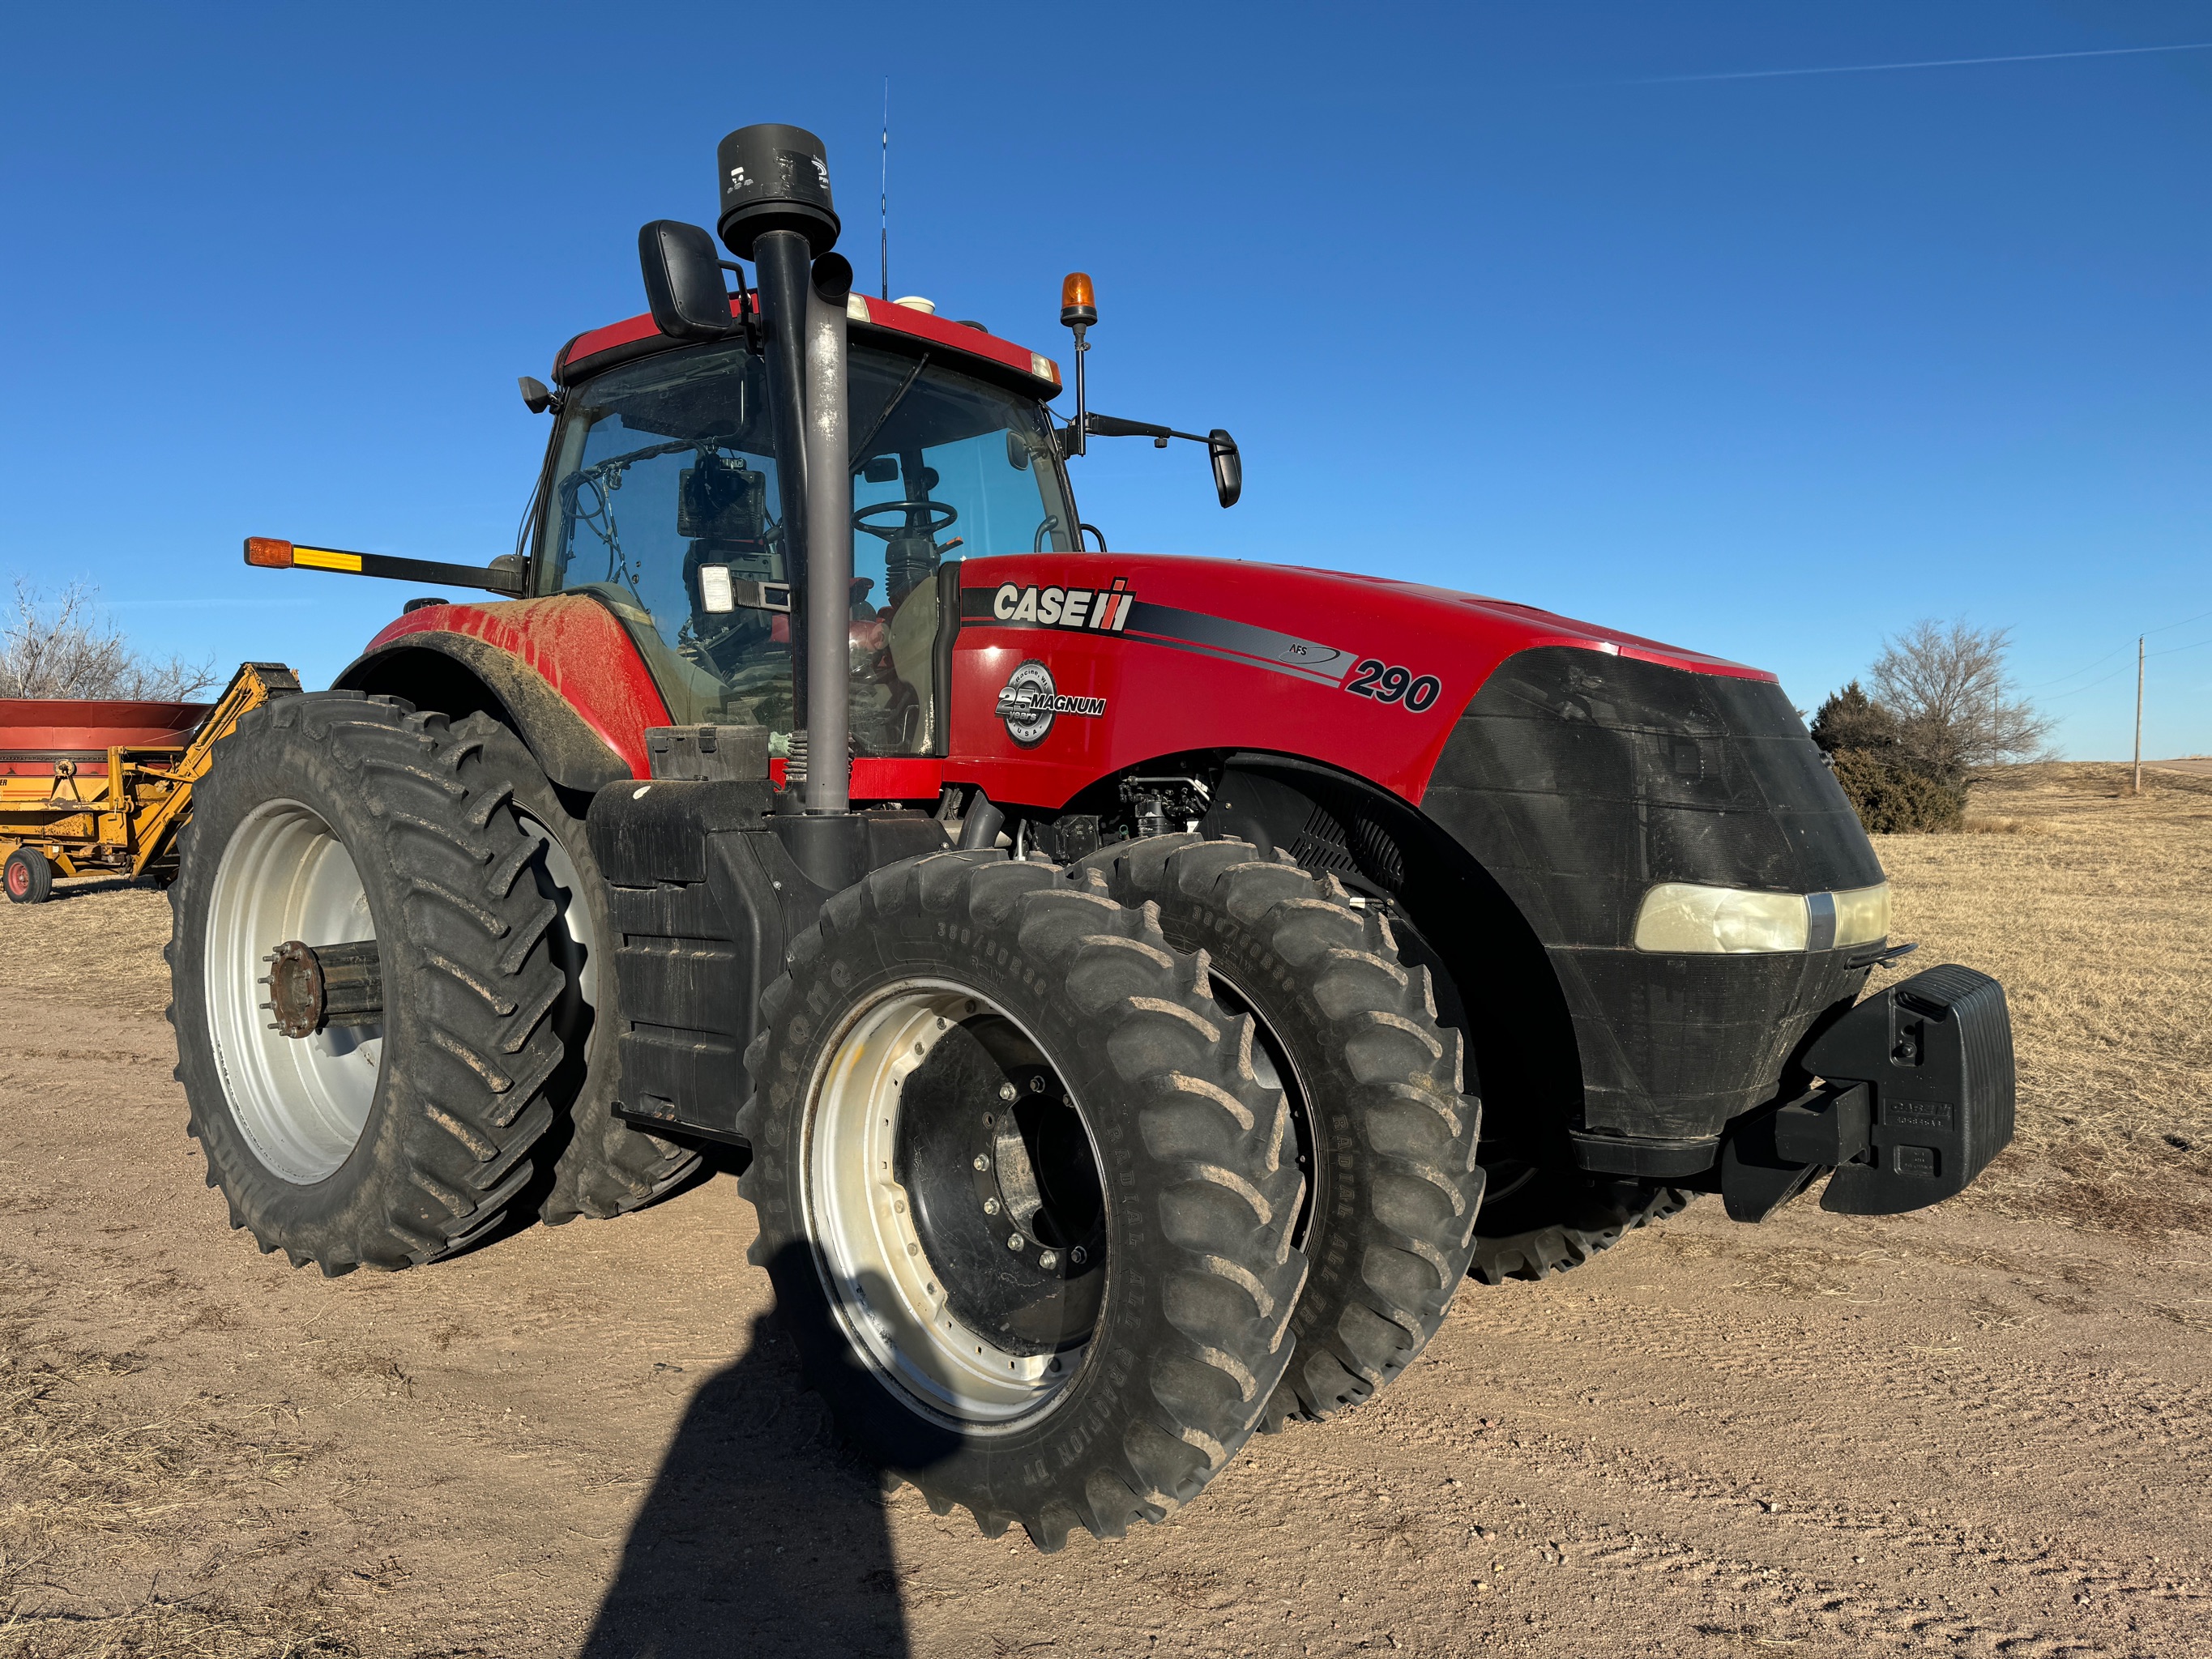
[853,498,958,542]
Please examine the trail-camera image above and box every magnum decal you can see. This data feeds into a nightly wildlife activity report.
[991,578,1135,631]
[994,659,1107,748]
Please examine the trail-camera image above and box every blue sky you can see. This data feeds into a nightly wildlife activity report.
[2,2,2206,756]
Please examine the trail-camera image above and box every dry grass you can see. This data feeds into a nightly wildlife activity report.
[0,880,173,1016]
[0,1269,348,1657]
[1869,761,2212,1233]
[0,1604,355,1659]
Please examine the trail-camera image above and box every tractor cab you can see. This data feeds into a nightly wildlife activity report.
[537,303,1075,755]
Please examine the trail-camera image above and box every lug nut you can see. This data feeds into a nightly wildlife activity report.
[973,1154,990,1171]
[998,1081,1017,1102]
[1029,1075,1045,1093]
[1071,1246,1088,1265]
[1039,1251,1058,1269]
[984,1197,1001,1216]
[1007,1234,1024,1252]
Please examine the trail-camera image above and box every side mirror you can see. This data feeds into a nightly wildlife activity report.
[638,220,739,342]
[1209,430,1241,509]
[518,376,555,415]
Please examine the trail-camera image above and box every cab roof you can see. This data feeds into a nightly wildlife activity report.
[554,293,1065,401]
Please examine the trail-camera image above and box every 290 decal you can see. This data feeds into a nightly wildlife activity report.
[1344,659,1442,712]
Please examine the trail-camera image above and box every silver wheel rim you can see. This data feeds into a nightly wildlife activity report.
[522,810,596,1034]
[803,980,1096,1429]
[203,800,382,1185]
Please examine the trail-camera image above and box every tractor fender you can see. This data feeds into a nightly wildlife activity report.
[336,629,636,794]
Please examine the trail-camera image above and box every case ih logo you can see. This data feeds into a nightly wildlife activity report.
[994,659,1107,747]
[991,579,1135,632]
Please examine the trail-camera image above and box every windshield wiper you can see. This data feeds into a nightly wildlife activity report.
[848,352,930,474]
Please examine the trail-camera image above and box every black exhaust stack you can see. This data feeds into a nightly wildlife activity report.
[715,123,856,826]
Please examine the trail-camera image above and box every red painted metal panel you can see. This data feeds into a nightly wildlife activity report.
[844,295,1058,387]
[364,597,672,778]
[561,296,1057,395]
[766,757,942,799]
[849,757,944,801]
[0,699,209,775]
[942,553,1774,812]
[0,699,209,752]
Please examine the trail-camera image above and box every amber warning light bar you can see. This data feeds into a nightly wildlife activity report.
[243,538,525,595]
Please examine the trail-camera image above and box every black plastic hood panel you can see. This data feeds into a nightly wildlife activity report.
[1423,646,1885,1146]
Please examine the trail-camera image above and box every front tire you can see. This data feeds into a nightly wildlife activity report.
[1469,1167,1693,1283]
[737,853,1307,1550]
[1079,835,1484,1423]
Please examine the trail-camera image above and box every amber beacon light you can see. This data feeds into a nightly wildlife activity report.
[1060,271,1097,328]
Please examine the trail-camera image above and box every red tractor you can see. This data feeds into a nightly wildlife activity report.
[171,123,2017,1550]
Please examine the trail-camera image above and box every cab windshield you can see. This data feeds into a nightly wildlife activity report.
[534,338,1073,752]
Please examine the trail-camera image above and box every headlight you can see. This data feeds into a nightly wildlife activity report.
[1829,881,1891,949]
[1633,881,1890,954]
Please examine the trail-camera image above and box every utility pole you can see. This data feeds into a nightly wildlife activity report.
[2133,634,2145,795]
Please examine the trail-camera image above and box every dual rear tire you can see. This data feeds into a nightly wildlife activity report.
[168,693,694,1272]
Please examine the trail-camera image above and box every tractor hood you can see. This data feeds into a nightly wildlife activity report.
[950,550,1879,1170]
[946,551,1774,810]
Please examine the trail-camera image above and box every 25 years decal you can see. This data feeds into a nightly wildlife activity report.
[1343,659,1441,712]
[994,659,1107,747]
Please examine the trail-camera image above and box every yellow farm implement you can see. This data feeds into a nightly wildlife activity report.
[0,663,299,903]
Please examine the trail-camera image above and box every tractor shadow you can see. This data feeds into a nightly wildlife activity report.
[581,1247,954,1659]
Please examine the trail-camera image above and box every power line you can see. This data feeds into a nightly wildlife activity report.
[2043,667,2129,700]
[2028,604,2212,686]
[2028,642,2130,688]
[2145,605,2212,638]
[2149,634,2212,659]
[1624,40,2212,87]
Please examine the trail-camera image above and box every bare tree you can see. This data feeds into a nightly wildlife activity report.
[0,578,219,701]
[1869,617,2052,784]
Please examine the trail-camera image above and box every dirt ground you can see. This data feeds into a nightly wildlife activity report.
[2,761,2208,1658]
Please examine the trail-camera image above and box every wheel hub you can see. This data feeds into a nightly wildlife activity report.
[895,1027,1104,1356]
[263,939,382,1038]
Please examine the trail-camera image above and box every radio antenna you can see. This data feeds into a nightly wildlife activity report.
[879,79,890,301]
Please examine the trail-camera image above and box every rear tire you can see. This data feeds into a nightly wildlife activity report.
[737,852,1307,1550]
[168,693,570,1272]
[4,847,53,904]
[416,713,703,1226]
[1078,834,1483,1424]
